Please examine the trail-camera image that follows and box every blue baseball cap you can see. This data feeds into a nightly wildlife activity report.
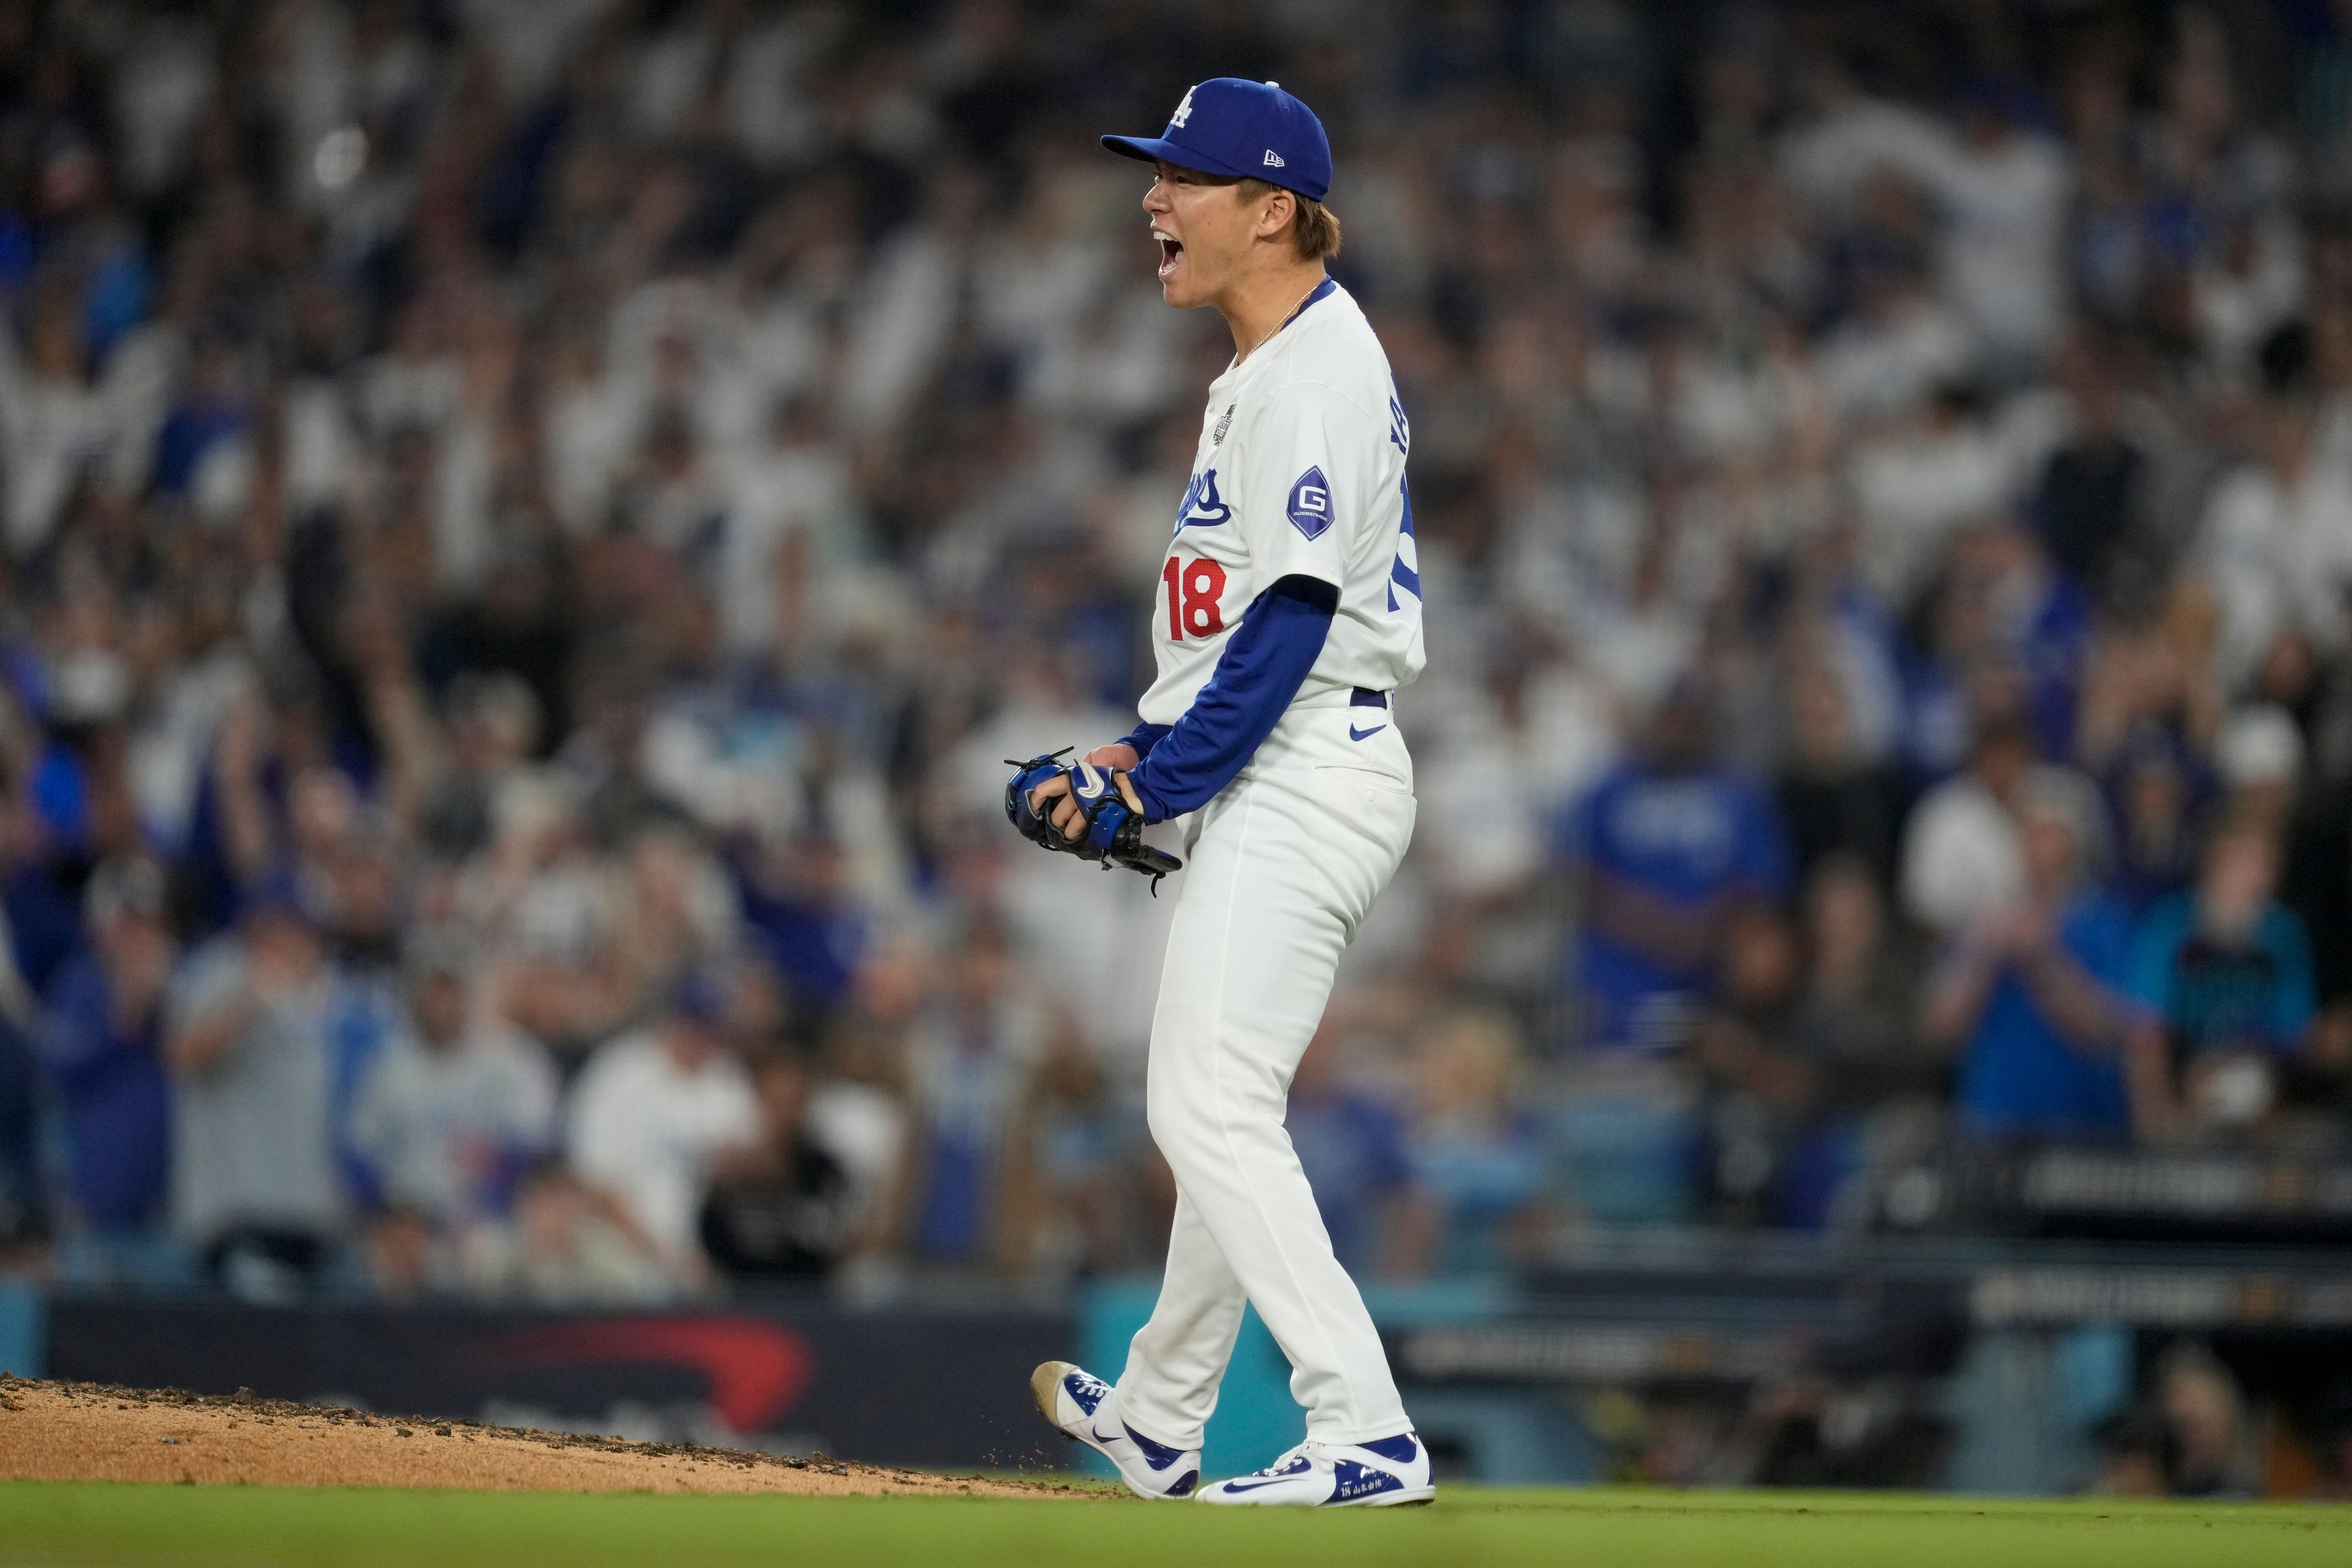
[1102,78,1333,202]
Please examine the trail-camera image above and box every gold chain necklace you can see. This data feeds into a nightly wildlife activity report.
[1237,280,1321,365]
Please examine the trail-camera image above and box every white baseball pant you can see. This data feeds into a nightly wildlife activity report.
[1115,694,1417,1449]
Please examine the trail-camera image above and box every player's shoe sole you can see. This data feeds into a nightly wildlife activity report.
[1030,1360,1201,1500]
[1028,1360,1069,1418]
[1199,1480,1436,1507]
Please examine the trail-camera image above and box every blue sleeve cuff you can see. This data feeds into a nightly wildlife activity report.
[1119,720,1173,761]
[1127,575,1336,823]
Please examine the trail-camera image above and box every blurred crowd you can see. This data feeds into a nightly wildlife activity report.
[8,0,2352,1309]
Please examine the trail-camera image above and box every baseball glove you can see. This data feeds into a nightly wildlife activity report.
[1005,749,1183,890]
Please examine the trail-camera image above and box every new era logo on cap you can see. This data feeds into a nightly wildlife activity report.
[1100,78,1333,202]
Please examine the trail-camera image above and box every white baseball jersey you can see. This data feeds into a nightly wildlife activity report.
[1137,279,1424,727]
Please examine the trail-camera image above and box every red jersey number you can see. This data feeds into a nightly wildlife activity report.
[1163,555,1227,641]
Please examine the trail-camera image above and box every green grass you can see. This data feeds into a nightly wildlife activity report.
[1,1480,2346,1567]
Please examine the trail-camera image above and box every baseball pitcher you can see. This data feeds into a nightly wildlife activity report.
[1008,78,1430,1507]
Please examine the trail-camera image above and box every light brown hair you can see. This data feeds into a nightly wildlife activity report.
[1237,177,1343,261]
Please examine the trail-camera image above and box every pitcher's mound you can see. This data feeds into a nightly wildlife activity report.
[0,1374,1074,1498]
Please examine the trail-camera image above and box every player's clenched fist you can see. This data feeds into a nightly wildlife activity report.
[1030,743,1144,837]
[1003,745,1180,884]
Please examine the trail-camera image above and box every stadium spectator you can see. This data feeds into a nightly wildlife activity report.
[1402,1008,1550,1273]
[1787,858,1940,1121]
[2103,729,2211,918]
[699,1048,856,1283]
[1692,905,1814,1227]
[801,942,920,1250]
[565,965,761,1284]
[2193,323,2350,692]
[882,919,1073,1273]
[1781,857,1942,1226]
[2029,329,2157,603]
[348,930,559,1227]
[1900,714,2041,936]
[1776,661,1905,892]
[2148,1342,2259,1498]
[1,737,96,1001]
[735,831,869,1023]
[997,1022,1136,1283]
[1284,1027,1424,1279]
[36,856,174,1233]
[2124,812,2315,1142]
[460,1163,674,1308]
[164,879,347,1290]
[1700,862,1938,1229]
[1921,778,2134,1142]
[1563,684,1792,1052]
[2212,703,2305,833]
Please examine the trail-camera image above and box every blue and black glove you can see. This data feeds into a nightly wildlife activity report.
[1005,750,1183,889]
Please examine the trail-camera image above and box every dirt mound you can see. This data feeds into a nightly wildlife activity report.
[0,1374,1080,1498]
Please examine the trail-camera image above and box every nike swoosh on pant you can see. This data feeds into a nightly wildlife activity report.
[1348,724,1387,741]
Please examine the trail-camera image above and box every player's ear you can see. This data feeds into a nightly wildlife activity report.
[1256,186,1295,243]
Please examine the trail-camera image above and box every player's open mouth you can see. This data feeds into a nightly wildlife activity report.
[1156,233,1182,280]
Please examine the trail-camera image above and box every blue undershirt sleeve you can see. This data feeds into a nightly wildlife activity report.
[1117,720,1173,760]
[1125,574,1336,823]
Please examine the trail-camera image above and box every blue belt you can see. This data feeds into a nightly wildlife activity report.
[1351,687,1389,709]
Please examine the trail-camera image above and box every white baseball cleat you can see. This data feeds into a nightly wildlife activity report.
[1030,1361,1201,1500]
[1195,1431,1434,1506]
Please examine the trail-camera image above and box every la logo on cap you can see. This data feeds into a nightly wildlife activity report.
[1170,85,1196,128]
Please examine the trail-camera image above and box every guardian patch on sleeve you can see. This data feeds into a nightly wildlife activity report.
[1286,466,1333,540]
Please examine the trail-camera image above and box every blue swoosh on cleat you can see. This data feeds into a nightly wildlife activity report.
[1125,1423,1189,1470]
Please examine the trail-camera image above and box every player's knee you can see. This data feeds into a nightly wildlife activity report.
[1147,1068,1283,1184]
[1143,1079,1188,1158]
[1145,1082,1218,1178]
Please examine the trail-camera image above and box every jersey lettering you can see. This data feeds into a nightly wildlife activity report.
[1174,468,1230,533]
[1388,477,1420,612]
[1386,388,1418,611]
[1163,554,1227,641]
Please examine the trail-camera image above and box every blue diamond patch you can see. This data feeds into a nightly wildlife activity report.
[1287,466,1333,540]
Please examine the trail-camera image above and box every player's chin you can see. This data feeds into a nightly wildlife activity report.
[1159,271,1207,308]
